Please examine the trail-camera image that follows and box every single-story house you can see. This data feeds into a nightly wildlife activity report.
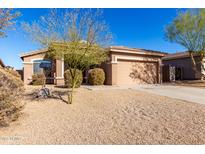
[162,52,205,80]
[20,46,167,85]
[0,59,5,68]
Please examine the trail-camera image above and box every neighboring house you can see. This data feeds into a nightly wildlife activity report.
[20,46,167,85]
[162,52,205,80]
[0,58,5,68]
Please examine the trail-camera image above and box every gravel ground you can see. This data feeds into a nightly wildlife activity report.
[1,85,205,144]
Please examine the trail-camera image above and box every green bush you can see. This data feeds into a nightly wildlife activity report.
[64,69,83,88]
[0,67,25,126]
[32,73,45,85]
[88,68,105,85]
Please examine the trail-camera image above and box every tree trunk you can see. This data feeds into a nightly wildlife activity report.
[42,73,46,88]
[189,52,203,80]
[68,75,77,104]
[69,81,76,104]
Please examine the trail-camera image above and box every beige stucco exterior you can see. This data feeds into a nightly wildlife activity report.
[21,49,64,85]
[54,59,65,85]
[20,46,166,86]
[103,46,166,85]
[22,52,46,84]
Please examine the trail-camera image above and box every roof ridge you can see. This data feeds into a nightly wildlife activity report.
[110,46,168,54]
[20,48,48,58]
[162,51,202,60]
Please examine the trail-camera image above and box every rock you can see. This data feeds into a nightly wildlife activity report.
[36,87,51,99]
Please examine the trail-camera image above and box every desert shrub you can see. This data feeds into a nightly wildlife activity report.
[0,67,25,126]
[5,69,21,79]
[88,68,105,85]
[32,73,45,85]
[64,69,83,88]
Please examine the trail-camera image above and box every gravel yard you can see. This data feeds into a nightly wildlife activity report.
[1,85,205,144]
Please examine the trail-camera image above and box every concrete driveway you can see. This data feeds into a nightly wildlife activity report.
[130,84,205,105]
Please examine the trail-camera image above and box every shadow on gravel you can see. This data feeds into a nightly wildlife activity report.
[50,90,69,104]
[24,89,69,104]
[54,85,68,89]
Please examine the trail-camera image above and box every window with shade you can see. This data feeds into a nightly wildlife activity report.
[33,60,52,77]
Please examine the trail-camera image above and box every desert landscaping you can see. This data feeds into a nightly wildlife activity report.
[1,85,205,144]
[1,8,205,146]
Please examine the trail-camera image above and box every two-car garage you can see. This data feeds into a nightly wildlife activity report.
[116,60,158,85]
[104,46,166,85]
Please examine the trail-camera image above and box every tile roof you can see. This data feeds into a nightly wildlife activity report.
[20,46,168,59]
[162,52,188,60]
[162,51,202,60]
[20,48,48,58]
[109,46,168,56]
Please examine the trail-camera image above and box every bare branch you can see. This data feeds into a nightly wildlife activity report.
[0,9,20,37]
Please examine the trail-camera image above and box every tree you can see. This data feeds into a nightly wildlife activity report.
[165,9,205,80]
[22,9,112,103]
[0,9,20,37]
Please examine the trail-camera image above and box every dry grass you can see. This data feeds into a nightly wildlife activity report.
[1,85,205,144]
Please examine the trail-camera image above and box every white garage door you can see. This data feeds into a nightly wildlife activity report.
[117,60,158,85]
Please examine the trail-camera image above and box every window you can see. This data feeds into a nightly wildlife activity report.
[33,60,52,77]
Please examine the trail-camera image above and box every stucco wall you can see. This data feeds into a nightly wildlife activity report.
[104,52,162,85]
[162,57,202,80]
[23,53,46,62]
[23,63,33,84]
[22,53,64,85]
[54,59,65,85]
[101,62,112,85]
[23,53,46,84]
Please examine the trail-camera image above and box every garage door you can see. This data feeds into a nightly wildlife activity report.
[117,60,158,85]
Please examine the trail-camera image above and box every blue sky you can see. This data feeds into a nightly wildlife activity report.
[0,8,186,69]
